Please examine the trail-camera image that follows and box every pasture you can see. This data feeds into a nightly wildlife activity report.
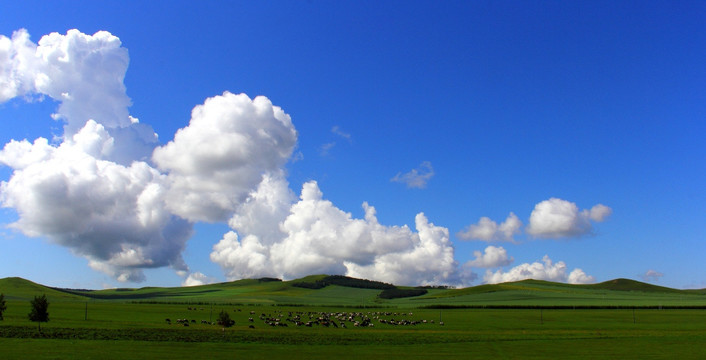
[1,276,705,359]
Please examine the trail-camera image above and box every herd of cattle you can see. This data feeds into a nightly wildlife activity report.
[165,308,444,329]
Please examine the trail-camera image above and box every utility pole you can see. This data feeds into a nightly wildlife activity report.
[633,307,636,324]
[84,302,88,321]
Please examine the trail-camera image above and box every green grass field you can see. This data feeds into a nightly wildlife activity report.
[1,276,705,359]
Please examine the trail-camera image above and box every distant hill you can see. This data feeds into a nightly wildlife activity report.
[0,277,88,301]
[586,278,687,293]
[1,275,704,307]
[291,275,395,290]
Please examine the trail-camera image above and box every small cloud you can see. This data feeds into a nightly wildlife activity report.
[568,269,595,284]
[457,213,522,242]
[318,126,351,157]
[484,255,595,284]
[291,151,304,162]
[391,161,434,189]
[641,269,664,283]
[319,142,336,156]
[589,204,612,222]
[182,272,217,287]
[526,198,611,239]
[331,126,351,141]
[465,246,513,268]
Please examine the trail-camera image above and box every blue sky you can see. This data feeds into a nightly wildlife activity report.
[0,1,704,289]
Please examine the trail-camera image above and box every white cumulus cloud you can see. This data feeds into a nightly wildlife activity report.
[391,161,435,189]
[152,92,297,223]
[526,198,611,238]
[211,179,464,286]
[2,29,467,286]
[0,29,37,102]
[457,213,522,242]
[0,29,609,288]
[641,269,664,283]
[0,28,158,164]
[0,29,192,282]
[0,120,191,282]
[465,246,513,268]
[567,268,595,284]
[589,204,612,222]
[484,255,595,284]
[182,272,217,287]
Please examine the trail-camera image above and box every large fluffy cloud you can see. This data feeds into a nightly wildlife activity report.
[526,198,612,238]
[0,120,191,282]
[483,255,595,284]
[152,92,297,223]
[0,92,295,283]
[0,29,186,281]
[0,29,462,285]
[1,29,130,130]
[0,28,157,163]
[211,178,462,286]
[0,29,609,287]
[0,29,297,283]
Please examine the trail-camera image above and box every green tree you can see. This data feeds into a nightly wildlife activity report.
[28,294,49,331]
[0,293,6,320]
[217,310,235,332]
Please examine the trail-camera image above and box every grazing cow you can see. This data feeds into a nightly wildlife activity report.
[249,325,255,329]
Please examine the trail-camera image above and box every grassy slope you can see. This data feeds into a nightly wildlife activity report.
[2,307,705,359]
[3,276,706,359]
[0,277,88,302]
[1,275,705,307]
[47,277,382,306]
[399,278,706,307]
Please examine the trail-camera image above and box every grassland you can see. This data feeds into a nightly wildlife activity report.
[1,276,705,359]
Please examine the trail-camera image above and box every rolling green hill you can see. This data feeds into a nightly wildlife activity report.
[1,275,704,307]
[0,277,88,301]
[403,278,706,308]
